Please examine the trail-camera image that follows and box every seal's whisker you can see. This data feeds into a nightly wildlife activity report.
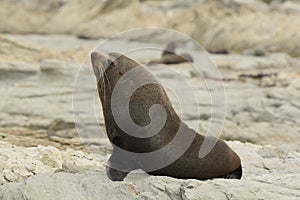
[104,70,111,93]
[100,66,106,103]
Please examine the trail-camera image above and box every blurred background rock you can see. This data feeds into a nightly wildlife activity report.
[1,0,300,55]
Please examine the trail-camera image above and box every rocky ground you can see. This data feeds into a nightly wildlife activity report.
[0,0,299,199]
[0,141,299,199]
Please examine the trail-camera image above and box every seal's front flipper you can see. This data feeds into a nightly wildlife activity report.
[106,146,135,181]
[106,165,129,181]
[219,165,242,180]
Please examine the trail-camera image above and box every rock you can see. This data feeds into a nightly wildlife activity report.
[278,104,300,124]
[0,141,299,199]
[255,110,276,122]
[217,0,270,12]
[0,62,38,80]
[211,53,292,71]
[40,59,77,75]
[0,36,41,62]
[242,45,267,56]
[1,0,300,56]
[271,1,300,13]
[150,64,192,79]
[0,128,112,155]
[289,78,300,90]
[101,0,136,13]
[222,122,300,145]
[0,34,88,63]
[189,1,300,56]
[0,141,105,185]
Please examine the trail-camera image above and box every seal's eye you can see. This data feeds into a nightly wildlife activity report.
[107,59,115,68]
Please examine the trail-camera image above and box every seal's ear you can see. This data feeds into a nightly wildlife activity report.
[108,52,122,60]
[108,52,140,68]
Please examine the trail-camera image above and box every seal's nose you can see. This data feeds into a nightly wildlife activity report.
[90,51,110,78]
[91,51,98,62]
[90,51,109,66]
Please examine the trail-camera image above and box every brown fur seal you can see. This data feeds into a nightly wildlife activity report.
[91,51,242,181]
[162,41,176,57]
[148,41,193,65]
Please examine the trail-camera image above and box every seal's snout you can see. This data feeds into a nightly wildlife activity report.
[90,51,109,66]
[90,51,110,78]
[91,51,102,79]
[91,51,106,66]
[90,51,99,69]
[91,51,98,62]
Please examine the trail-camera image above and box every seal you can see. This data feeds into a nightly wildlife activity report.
[148,41,193,65]
[91,51,242,181]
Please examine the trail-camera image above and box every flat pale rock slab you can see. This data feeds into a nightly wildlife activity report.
[0,141,106,185]
[0,170,299,200]
[0,62,38,74]
[0,141,299,199]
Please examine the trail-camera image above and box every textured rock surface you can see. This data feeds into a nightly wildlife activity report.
[0,141,106,185]
[0,141,299,199]
[0,34,299,146]
[0,128,112,154]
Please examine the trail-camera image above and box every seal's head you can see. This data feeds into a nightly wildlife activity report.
[91,51,141,102]
[91,51,139,86]
[90,50,174,150]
